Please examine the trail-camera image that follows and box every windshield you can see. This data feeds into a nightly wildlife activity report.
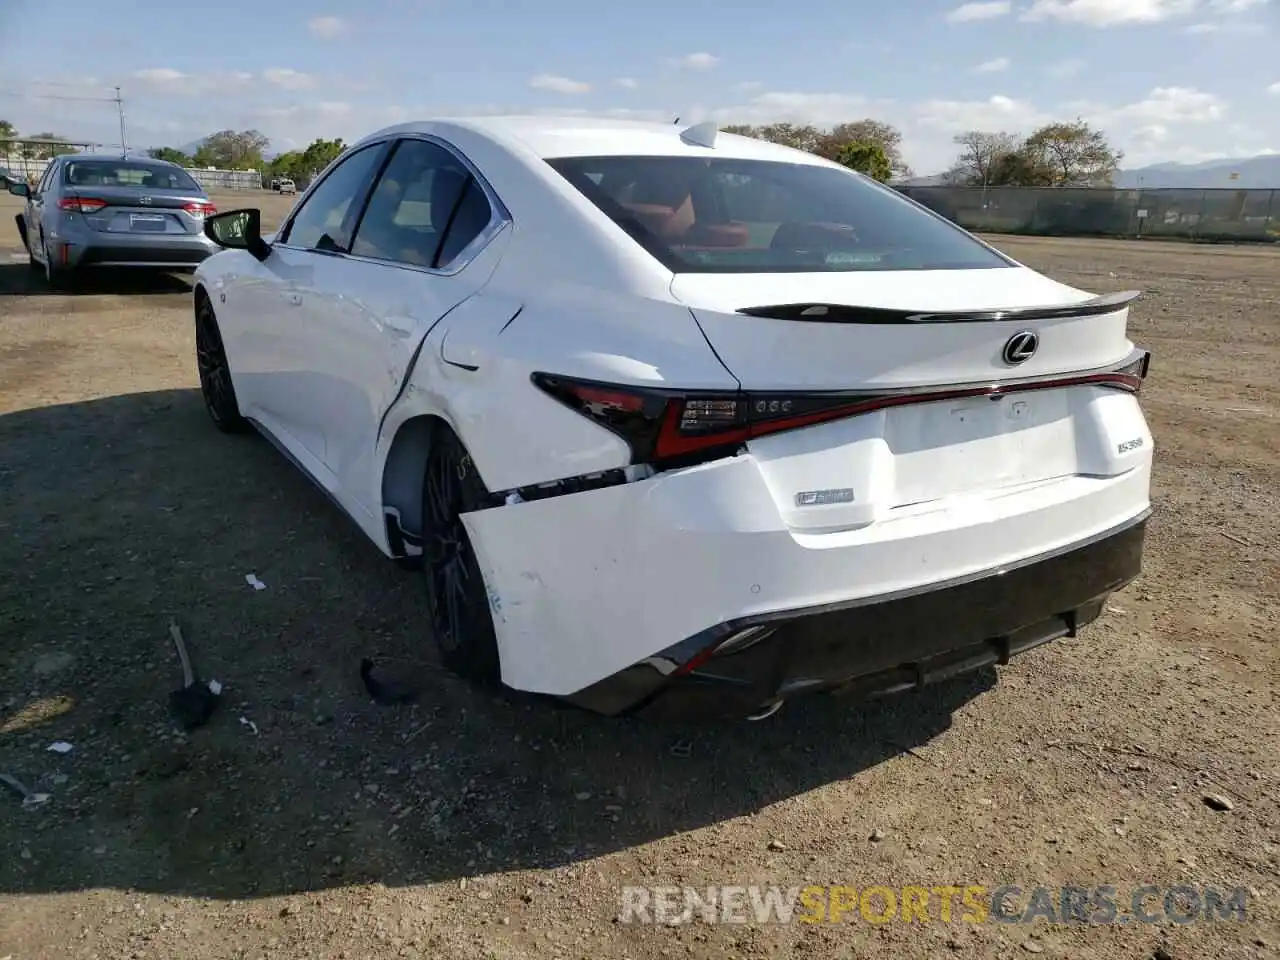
[62,160,202,192]
[546,155,1014,274]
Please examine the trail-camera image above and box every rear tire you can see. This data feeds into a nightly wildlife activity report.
[421,429,501,685]
[195,296,248,433]
[42,240,72,289]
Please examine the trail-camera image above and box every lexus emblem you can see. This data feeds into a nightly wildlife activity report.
[1002,330,1039,365]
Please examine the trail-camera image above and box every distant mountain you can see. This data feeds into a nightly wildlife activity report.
[899,154,1280,190]
[1114,154,1280,190]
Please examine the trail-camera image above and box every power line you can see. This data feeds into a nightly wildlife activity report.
[0,90,119,103]
[0,85,129,153]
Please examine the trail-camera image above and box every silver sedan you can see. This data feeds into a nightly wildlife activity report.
[9,153,220,288]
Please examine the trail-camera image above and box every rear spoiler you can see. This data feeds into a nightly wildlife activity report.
[736,289,1143,324]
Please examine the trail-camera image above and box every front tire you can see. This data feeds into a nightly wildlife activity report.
[195,296,248,433]
[421,429,501,685]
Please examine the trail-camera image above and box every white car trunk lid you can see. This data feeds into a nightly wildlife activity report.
[668,268,1148,532]
[670,267,1137,391]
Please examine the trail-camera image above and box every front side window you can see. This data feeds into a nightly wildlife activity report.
[282,144,385,251]
[62,160,201,192]
[350,138,493,269]
[547,155,1014,273]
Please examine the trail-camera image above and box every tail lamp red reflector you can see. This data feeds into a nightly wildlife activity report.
[532,351,1150,466]
[183,201,217,218]
[58,197,106,213]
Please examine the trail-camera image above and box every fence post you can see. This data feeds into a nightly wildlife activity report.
[1193,190,1208,240]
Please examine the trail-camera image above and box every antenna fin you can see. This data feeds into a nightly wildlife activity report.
[678,121,718,149]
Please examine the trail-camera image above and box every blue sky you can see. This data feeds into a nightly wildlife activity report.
[1,0,1276,174]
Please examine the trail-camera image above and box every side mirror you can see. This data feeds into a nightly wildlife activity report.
[8,182,30,198]
[204,208,271,262]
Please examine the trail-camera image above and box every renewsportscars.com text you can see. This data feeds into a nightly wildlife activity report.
[618,884,1250,926]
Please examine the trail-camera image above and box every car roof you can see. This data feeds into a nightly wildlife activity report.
[355,115,836,167]
[59,153,182,166]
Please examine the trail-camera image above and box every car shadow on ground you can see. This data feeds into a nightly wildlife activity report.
[0,388,997,901]
[0,261,194,297]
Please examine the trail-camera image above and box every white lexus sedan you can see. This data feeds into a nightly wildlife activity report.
[194,116,1153,719]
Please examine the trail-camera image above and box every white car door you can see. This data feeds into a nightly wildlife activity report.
[231,140,392,470]
[294,136,509,517]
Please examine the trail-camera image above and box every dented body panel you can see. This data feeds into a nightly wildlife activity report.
[464,390,1152,696]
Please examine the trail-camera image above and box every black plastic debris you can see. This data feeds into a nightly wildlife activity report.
[360,658,420,706]
[168,619,219,730]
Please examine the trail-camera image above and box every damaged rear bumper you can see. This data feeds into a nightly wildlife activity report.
[461,446,1151,715]
[567,514,1147,718]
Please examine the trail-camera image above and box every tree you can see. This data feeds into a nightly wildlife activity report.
[265,138,348,183]
[988,148,1055,187]
[298,137,345,177]
[0,119,16,143]
[148,146,193,165]
[1022,119,1122,187]
[820,120,910,178]
[947,131,1024,186]
[191,129,270,170]
[835,140,893,182]
[723,119,911,179]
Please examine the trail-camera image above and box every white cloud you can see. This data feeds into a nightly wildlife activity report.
[262,68,318,91]
[945,1,1012,21]
[671,52,720,70]
[1269,82,1280,95]
[913,94,1049,134]
[1047,58,1087,77]
[973,57,1011,72]
[1021,0,1196,25]
[528,74,592,94]
[1102,86,1228,123]
[1183,18,1268,32]
[130,68,254,96]
[1208,0,1268,11]
[614,77,638,90]
[307,16,348,39]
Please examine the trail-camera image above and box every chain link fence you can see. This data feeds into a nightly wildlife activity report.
[895,186,1280,243]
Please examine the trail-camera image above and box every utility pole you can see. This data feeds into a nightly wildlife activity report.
[114,86,127,155]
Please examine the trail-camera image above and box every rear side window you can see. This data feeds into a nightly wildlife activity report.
[547,155,1014,273]
[63,160,201,192]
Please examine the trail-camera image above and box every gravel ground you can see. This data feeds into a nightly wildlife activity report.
[1,191,1277,960]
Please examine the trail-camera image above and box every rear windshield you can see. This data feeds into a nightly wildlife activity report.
[62,160,201,192]
[546,155,1013,273]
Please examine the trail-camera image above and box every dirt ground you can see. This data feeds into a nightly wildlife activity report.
[1,190,1277,960]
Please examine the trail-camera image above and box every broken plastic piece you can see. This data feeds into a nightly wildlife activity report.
[207,679,223,696]
[1,773,51,808]
[46,741,73,754]
[239,716,259,736]
[245,573,267,590]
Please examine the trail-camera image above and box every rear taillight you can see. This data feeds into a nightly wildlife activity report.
[532,350,1151,466]
[58,197,106,214]
[183,201,217,218]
